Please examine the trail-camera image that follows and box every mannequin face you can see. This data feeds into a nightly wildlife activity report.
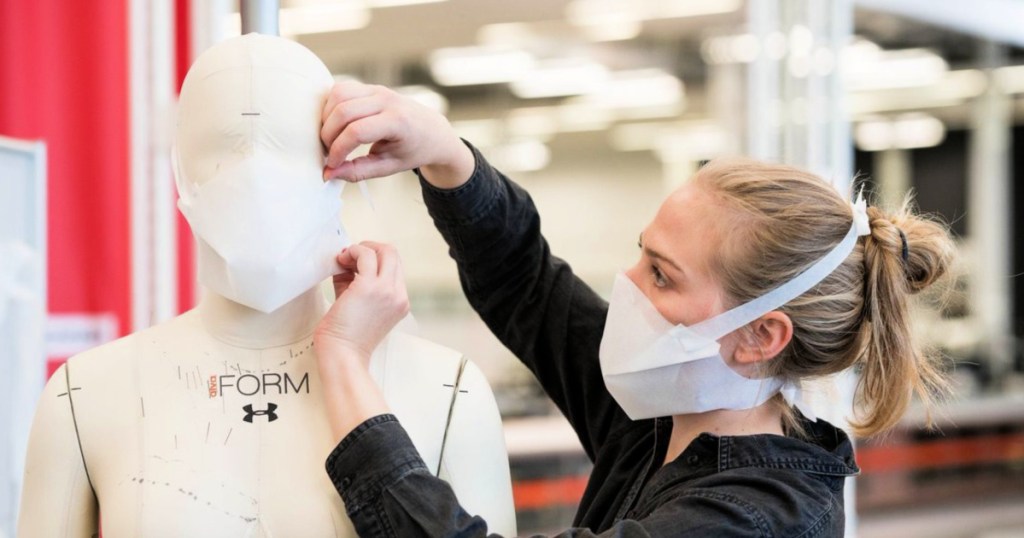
[174,34,348,313]
[176,33,334,192]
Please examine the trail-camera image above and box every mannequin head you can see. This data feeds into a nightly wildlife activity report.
[175,34,347,314]
[176,33,333,190]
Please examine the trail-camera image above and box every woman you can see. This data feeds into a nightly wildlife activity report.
[312,81,955,537]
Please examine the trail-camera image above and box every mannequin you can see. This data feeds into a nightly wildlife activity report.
[18,34,516,537]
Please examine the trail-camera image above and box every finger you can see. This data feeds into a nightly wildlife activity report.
[322,81,377,124]
[336,248,357,269]
[325,153,405,182]
[361,241,399,279]
[347,244,379,280]
[332,271,355,298]
[321,96,386,158]
[326,115,396,171]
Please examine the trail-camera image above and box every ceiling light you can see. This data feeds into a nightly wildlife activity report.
[450,119,503,148]
[488,140,551,173]
[366,0,446,7]
[996,65,1024,93]
[854,114,945,151]
[844,47,948,91]
[395,85,448,114]
[510,58,610,99]
[650,0,740,18]
[576,68,684,110]
[430,47,535,86]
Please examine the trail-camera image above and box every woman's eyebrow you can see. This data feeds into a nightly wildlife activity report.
[639,233,685,275]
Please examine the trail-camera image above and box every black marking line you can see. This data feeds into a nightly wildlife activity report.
[205,422,211,443]
[140,397,146,418]
[241,112,261,116]
[224,428,233,445]
[459,390,469,394]
[177,365,181,380]
[436,357,470,476]
[64,364,98,501]
[57,392,68,397]
[442,384,455,388]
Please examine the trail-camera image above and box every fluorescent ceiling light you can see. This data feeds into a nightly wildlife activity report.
[430,47,535,86]
[566,0,739,26]
[510,58,610,99]
[366,0,446,7]
[649,0,741,19]
[556,102,614,132]
[450,119,503,148]
[610,121,726,160]
[995,65,1024,94]
[395,85,448,114]
[488,140,551,173]
[848,69,987,114]
[575,68,684,110]
[854,114,945,151]
[506,108,558,140]
[844,46,948,91]
[478,22,535,47]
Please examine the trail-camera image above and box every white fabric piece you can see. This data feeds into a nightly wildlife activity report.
[176,150,349,313]
[599,195,872,420]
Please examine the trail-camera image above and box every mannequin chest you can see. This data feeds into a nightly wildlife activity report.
[68,320,355,537]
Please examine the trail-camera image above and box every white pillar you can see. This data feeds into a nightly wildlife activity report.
[968,41,1014,378]
[874,149,912,209]
[130,0,178,330]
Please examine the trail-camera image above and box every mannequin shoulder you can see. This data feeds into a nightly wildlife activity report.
[384,331,464,365]
[64,311,201,375]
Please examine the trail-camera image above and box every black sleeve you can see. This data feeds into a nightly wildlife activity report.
[416,141,631,460]
[328,416,757,538]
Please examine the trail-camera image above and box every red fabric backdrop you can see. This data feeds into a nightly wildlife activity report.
[0,0,132,373]
[1,0,196,378]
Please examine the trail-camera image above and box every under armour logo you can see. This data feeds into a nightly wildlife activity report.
[242,403,278,423]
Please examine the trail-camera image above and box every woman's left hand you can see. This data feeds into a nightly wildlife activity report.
[314,241,410,365]
[314,241,409,441]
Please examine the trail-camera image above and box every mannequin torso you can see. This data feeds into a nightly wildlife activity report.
[18,288,516,536]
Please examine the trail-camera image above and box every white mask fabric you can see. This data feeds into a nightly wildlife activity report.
[599,192,872,420]
[176,149,351,313]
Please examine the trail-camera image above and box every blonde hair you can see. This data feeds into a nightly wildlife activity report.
[693,158,956,437]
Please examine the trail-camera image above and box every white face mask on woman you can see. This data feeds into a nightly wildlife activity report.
[176,150,350,313]
[599,193,871,420]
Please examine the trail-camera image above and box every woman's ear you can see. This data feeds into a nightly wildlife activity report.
[733,311,793,364]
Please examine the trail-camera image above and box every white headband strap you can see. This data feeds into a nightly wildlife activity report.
[690,190,872,340]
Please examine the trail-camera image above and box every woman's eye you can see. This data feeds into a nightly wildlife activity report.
[651,265,668,288]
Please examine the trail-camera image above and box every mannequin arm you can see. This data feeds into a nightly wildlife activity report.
[437,361,516,536]
[17,363,98,537]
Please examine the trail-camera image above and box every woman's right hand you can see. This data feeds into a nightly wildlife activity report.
[320,81,474,189]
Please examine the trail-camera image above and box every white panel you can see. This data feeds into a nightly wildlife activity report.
[0,135,47,537]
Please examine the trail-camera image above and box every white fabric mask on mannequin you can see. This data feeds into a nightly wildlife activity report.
[175,149,349,313]
[174,33,346,313]
[600,193,871,420]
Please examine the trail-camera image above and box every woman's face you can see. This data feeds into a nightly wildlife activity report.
[626,182,742,358]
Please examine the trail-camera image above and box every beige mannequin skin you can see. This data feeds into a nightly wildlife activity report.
[17,34,516,537]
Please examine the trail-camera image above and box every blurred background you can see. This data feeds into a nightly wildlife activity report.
[1,0,1023,536]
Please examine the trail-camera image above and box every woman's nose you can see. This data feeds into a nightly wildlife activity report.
[623,264,644,289]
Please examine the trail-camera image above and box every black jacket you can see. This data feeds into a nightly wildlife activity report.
[326,143,860,537]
